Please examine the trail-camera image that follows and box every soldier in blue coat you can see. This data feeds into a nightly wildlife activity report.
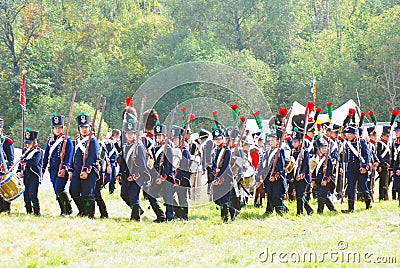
[43,114,74,216]
[210,126,237,222]
[342,123,372,213]
[104,129,121,194]
[18,128,43,216]
[153,122,175,221]
[377,125,391,200]
[117,117,151,221]
[172,125,191,220]
[311,138,337,213]
[389,121,400,206]
[290,129,314,216]
[0,118,15,213]
[260,127,287,216]
[69,113,100,218]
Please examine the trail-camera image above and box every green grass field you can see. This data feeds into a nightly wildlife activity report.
[1,189,400,267]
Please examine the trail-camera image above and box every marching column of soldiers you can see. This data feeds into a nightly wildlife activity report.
[1,98,400,223]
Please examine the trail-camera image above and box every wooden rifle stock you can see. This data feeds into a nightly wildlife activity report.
[59,91,76,172]
[96,97,107,141]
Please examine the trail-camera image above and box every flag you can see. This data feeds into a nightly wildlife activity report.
[20,70,27,110]
[310,73,316,95]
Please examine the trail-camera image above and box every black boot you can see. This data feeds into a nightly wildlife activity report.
[0,198,4,213]
[182,207,189,221]
[229,206,238,222]
[304,199,314,215]
[150,199,166,223]
[2,200,10,213]
[317,198,325,214]
[341,200,354,213]
[365,198,372,210]
[230,196,241,211]
[73,197,85,217]
[96,198,109,218]
[56,196,64,216]
[296,198,303,216]
[325,198,337,212]
[174,206,183,220]
[33,202,40,216]
[265,199,273,216]
[25,201,32,214]
[86,200,95,219]
[221,204,229,223]
[59,192,72,216]
[130,204,142,222]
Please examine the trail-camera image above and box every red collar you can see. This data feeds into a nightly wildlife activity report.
[322,135,329,141]
[146,132,153,138]
[369,140,376,145]
[305,134,313,141]
[129,139,136,144]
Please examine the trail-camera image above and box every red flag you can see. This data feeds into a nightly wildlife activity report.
[20,71,26,110]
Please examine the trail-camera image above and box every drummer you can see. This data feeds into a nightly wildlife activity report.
[18,128,43,216]
[0,118,15,214]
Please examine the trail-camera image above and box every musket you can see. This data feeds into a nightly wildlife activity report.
[294,101,315,180]
[96,97,107,141]
[59,91,76,172]
[159,102,179,172]
[269,106,293,180]
[82,95,102,172]
[180,105,193,151]
[136,96,146,143]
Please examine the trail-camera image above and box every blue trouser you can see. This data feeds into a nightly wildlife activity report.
[346,169,370,201]
[120,180,141,207]
[264,179,285,210]
[69,171,97,200]
[50,169,68,196]
[23,174,39,204]
[105,163,117,190]
[95,179,104,200]
[294,179,308,200]
[174,177,190,207]
[162,178,175,219]
[316,179,330,199]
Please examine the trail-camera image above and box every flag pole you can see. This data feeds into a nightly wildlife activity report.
[20,70,27,149]
[311,72,317,112]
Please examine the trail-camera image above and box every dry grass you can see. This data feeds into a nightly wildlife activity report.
[1,188,400,267]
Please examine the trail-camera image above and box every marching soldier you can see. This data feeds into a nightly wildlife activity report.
[18,128,43,216]
[341,123,372,213]
[311,138,337,213]
[69,113,100,218]
[172,125,191,220]
[141,109,166,222]
[389,121,400,206]
[290,128,314,215]
[104,129,121,194]
[259,126,287,216]
[152,122,175,221]
[0,118,14,213]
[43,113,74,216]
[187,129,203,201]
[210,126,237,222]
[95,139,109,218]
[117,117,151,221]
[366,126,379,200]
[377,126,391,200]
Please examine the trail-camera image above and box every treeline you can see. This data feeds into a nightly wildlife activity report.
[0,0,399,145]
